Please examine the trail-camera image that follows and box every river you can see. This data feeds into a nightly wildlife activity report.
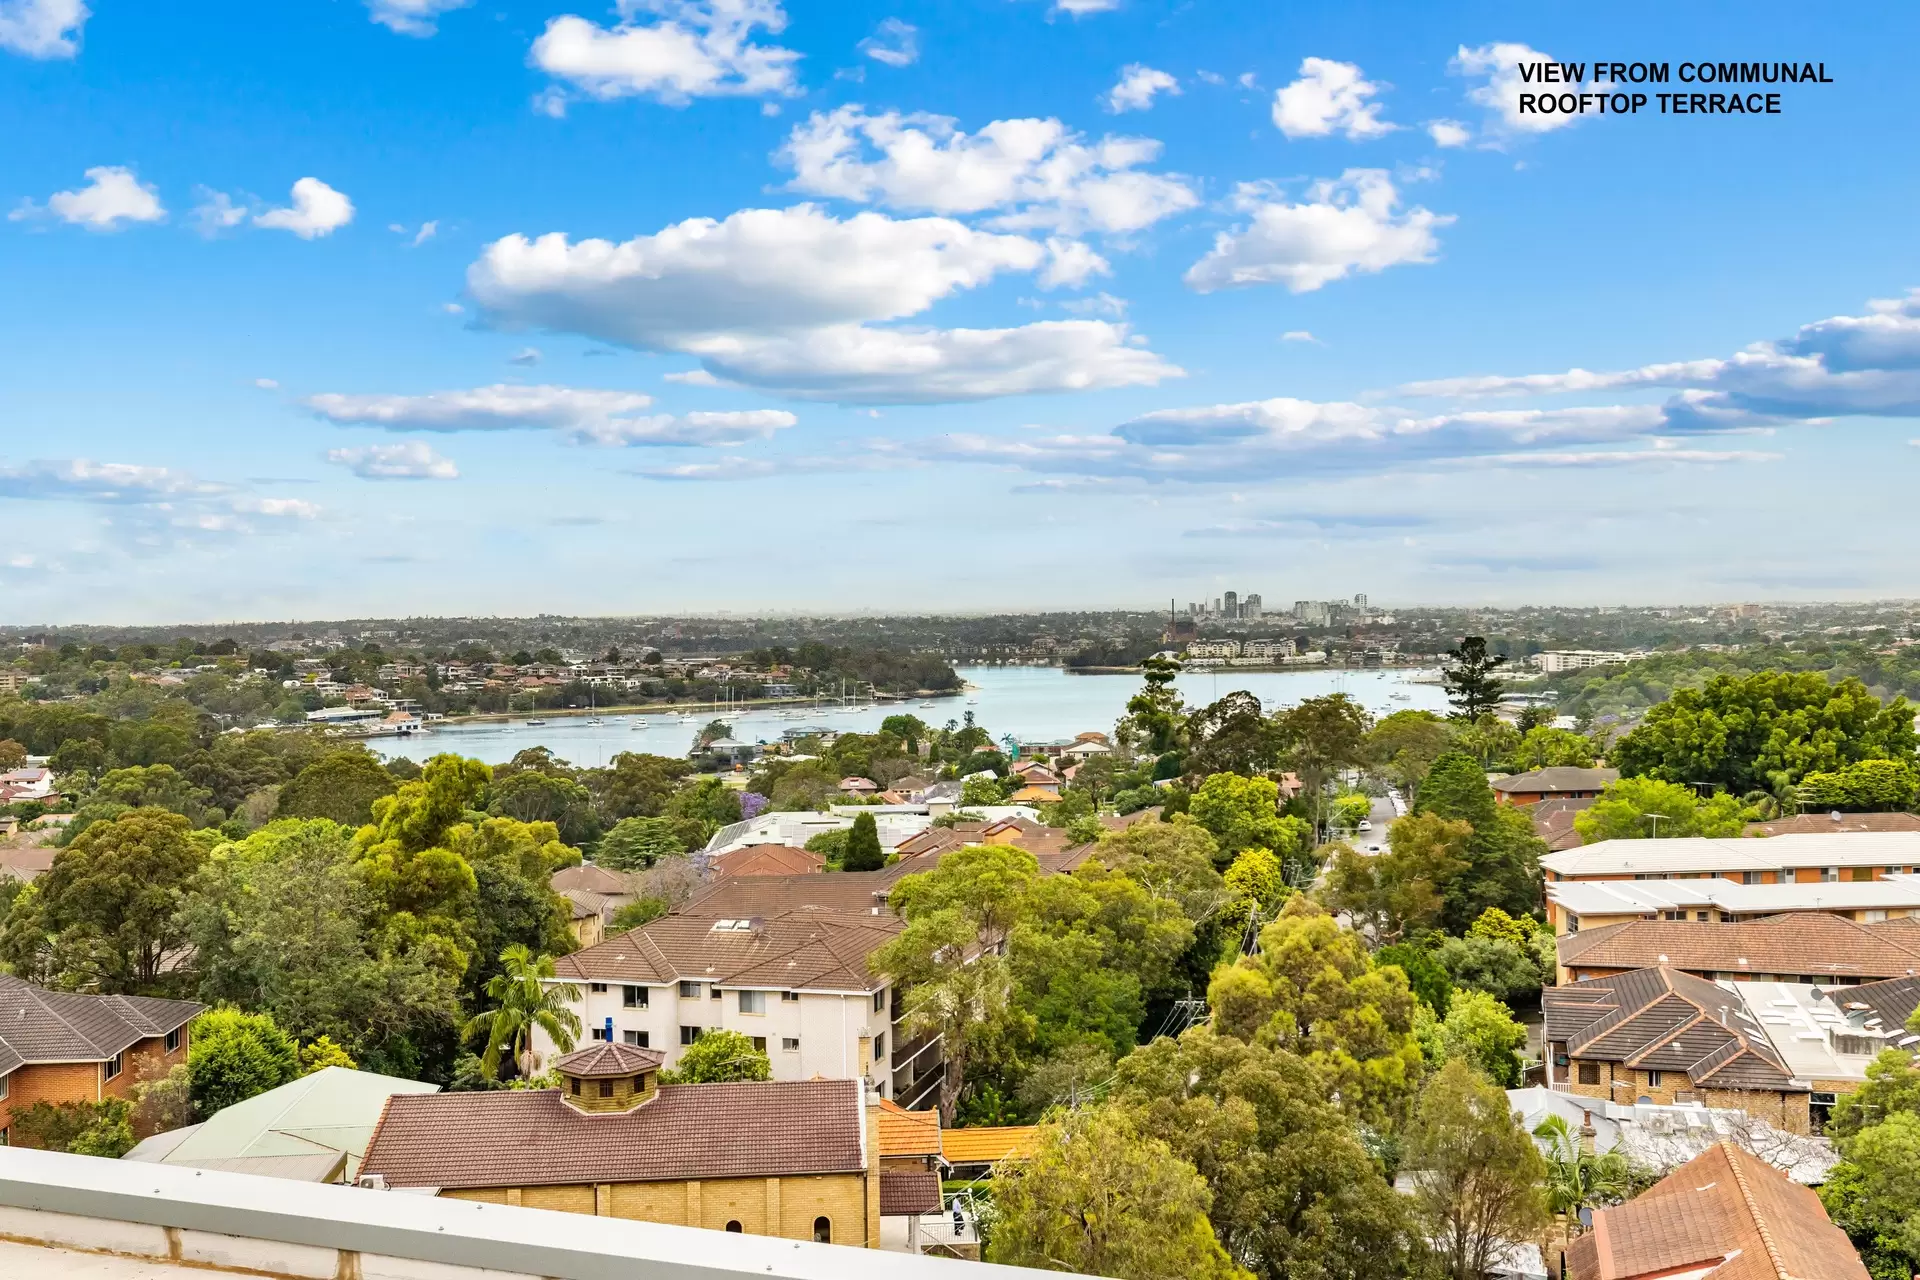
[373,664,1452,766]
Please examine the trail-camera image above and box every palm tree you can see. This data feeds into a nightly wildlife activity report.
[461,945,582,1081]
[1533,1114,1634,1268]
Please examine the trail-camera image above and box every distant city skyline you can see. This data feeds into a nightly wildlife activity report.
[4,3,1917,622]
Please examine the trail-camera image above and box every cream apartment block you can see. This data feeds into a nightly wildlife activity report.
[535,910,933,1106]
[1540,832,1920,885]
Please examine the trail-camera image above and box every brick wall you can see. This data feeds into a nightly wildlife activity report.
[445,1171,875,1246]
[0,1061,101,1137]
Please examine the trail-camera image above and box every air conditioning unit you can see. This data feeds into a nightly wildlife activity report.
[355,1174,387,1190]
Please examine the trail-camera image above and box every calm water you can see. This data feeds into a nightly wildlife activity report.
[374,665,1452,766]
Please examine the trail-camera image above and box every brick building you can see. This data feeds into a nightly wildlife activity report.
[0,976,202,1144]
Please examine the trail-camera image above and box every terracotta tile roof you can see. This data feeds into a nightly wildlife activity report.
[1748,812,1920,837]
[1491,766,1619,795]
[551,909,898,991]
[877,1099,942,1158]
[880,1170,942,1216]
[552,865,641,897]
[1543,967,1796,1090]
[709,843,824,878]
[1099,808,1161,830]
[0,974,201,1066]
[360,1079,868,1190]
[555,1041,665,1077]
[560,887,614,920]
[1557,912,1920,981]
[1530,796,1594,852]
[1570,1142,1868,1280]
[940,1125,1039,1166]
[679,871,898,919]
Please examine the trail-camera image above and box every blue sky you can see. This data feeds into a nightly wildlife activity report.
[4,0,1917,623]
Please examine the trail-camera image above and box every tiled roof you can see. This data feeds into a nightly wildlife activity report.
[940,1125,1039,1166]
[877,1099,942,1158]
[1557,912,1920,980]
[551,909,897,991]
[880,1170,942,1216]
[1570,1142,1867,1280]
[1825,973,1920,1037]
[0,975,201,1067]
[709,844,824,878]
[1544,831,1920,878]
[679,870,897,918]
[1748,812,1920,836]
[1491,767,1619,795]
[1530,796,1594,852]
[556,1041,665,1077]
[360,1079,868,1190]
[560,887,614,920]
[551,865,640,897]
[1543,968,1796,1090]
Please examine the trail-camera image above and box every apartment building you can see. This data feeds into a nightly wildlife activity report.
[1540,831,1920,883]
[538,910,918,1103]
[1545,874,1920,935]
[1490,766,1619,807]
[0,976,202,1143]
[1534,650,1631,673]
[1554,910,1920,984]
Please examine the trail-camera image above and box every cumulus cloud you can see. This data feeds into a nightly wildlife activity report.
[1184,170,1451,294]
[190,187,249,236]
[510,347,543,366]
[1039,237,1110,289]
[776,106,1197,234]
[366,0,468,35]
[252,178,354,238]
[664,368,722,385]
[1453,42,1579,136]
[465,203,1180,402]
[11,166,164,230]
[326,441,461,480]
[1271,57,1395,139]
[0,0,86,58]
[0,457,318,544]
[306,383,797,446]
[1105,64,1178,113]
[530,0,800,111]
[858,17,916,67]
[1426,119,1471,147]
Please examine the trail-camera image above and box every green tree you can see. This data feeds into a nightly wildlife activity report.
[1830,1042,1920,1141]
[1613,671,1917,794]
[1442,637,1507,720]
[1509,726,1596,770]
[987,1102,1251,1280]
[1366,710,1455,807]
[1190,773,1306,868]
[662,777,743,842]
[1417,989,1528,1087]
[1274,693,1372,837]
[1117,656,1188,758]
[659,1029,772,1084]
[595,815,689,869]
[299,1035,357,1074]
[1432,934,1542,1007]
[960,773,1009,807]
[489,769,599,846]
[460,944,582,1080]
[1573,776,1748,843]
[8,1098,135,1157]
[1185,691,1282,779]
[1415,753,1545,932]
[1114,1026,1421,1280]
[1222,846,1286,919]
[608,897,669,931]
[275,750,396,828]
[843,810,885,871]
[1376,942,1451,1017]
[1,808,203,993]
[1319,812,1470,944]
[1799,759,1920,813]
[188,1008,301,1116]
[591,752,692,821]
[1821,1111,1920,1280]
[1403,1058,1549,1280]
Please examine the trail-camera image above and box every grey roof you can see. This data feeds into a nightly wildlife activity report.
[1543,831,1920,878]
[1543,967,1797,1091]
[0,975,202,1067]
[1491,767,1618,794]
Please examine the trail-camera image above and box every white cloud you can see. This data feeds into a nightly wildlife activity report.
[254,178,354,238]
[11,166,164,230]
[1184,170,1452,294]
[0,0,86,58]
[530,0,800,111]
[366,0,468,36]
[305,383,797,446]
[510,347,543,366]
[190,187,249,236]
[664,368,722,385]
[252,378,280,390]
[1272,57,1394,140]
[404,220,438,246]
[1445,447,1782,469]
[857,17,916,68]
[1453,42,1578,136]
[1105,64,1178,113]
[1059,291,1126,317]
[1039,237,1109,289]
[326,441,461,480]
[1052,0,1120,14]
[1426,119,1471,147]
[0,458,319,543]
[1281,330,1319,343]
[466,204,1181,402]
[230,496,322,519]
[776,106,1197,235]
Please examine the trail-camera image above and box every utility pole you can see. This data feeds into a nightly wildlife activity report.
[1642,812,1670,837]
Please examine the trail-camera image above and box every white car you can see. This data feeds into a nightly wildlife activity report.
[1357,819,1373,832]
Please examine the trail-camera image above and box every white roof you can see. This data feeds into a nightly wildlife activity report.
[1506,1086,1838,1185]
[1548,874,1920,917]
[1738,980,1890,1087]
[1542,831,1920,878]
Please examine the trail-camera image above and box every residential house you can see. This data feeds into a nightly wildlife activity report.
[1554,911,1920,984]
[1529,796,1594,852]
[875,1100,962,1256]
[0,976,202,1144]
[1540,831,1920,884]
[1491,767,1619,807]
[708,844,824,878]
[538,910,915,1102]
[839,777,880,797]
[1567,1143,1868,1280]
[1505,1086,1837,1186]
[123,1066,439,1183]
[938,1126,1039,1181]
[1748,811,1920,836]
[0,766,55,801]
[360,1049,885,1248]
[1546,875,1920,937]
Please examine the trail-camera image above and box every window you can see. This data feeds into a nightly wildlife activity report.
[104,1052,123,1081]
[164,1028,181,1054]
[1663,910,1684,921]
[634,1074,649,1092]
[873,1033,886,1061]
[782,1037,800,1052]
[1577,1062,1601,1085]
[1743,871,1760,885]
[1811,1091,1838,1135]
[752,1036,767,1053]
[712,985,722,1000]
[589,982,608,993]
[680,1025,703,1045]
[598,1079,615,1098]
[873,991,886,1013]
[679,980,702,998]
[813,1216,832,1244]
[1645,1070,1663,1088]
[591,1025,609,1041]
[1695,911,1709,922]
[0,1073,8,1100]
[782,990,800,1003]
[1822,867,1840,883]
[1850,866,1876,883]
[623,1030,651,1048]
[738,990,766,1015]
[623,985,648,1009]
[725,1221,743,1233]
[570,1077,581,1095]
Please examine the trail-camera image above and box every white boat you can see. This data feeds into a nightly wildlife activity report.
[918,700,936,709]
[966,696,978,705]
[524,719,547,726]
[677,714,695,724]
[585,717,604,725]
[630,719,648,730]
